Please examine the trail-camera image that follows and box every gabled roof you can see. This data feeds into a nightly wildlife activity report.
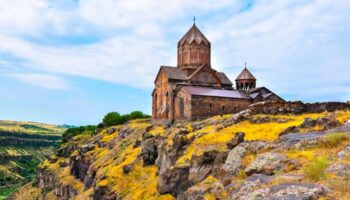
[236,67,256,81]
[160,66,187,80]
[249,92,261,99]
[154,66,186,83]
[248,87,271,94]
[216,72,232,85]
[182,86,248,99]
[178,24,210,47]
[154,66,232,86]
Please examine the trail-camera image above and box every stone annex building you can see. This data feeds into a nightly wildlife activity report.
[152,23,284,122]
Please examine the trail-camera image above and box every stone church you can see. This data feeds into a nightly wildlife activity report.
[152,23,283,122]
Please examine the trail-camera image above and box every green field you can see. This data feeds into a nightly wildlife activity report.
[0,120,65,199]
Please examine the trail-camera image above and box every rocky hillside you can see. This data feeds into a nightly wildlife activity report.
[0,120,64,199]
[11,102,350,200]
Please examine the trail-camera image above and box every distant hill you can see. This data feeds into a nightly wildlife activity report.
[0,120,65,200]
[0,120,65,135]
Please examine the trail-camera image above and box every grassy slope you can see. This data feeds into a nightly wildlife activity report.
[0,120,64,135]
[32,110,350,200]
[0,120,65,199]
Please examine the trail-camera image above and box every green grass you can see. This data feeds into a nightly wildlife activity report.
[303,157,329,181]
[320,132,348,148]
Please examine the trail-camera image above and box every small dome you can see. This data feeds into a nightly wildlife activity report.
[236,67,256,81]
[178,24,210,47]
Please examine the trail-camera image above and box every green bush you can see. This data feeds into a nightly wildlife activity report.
[320,132,347,148]
[62,125,96,143]
[303,157,328,181]
[62,111,149,143]
[103,112,127,126]
[102,111,150,127]
[128,111,150,120]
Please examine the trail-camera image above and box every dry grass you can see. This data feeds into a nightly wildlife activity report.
[303,157,328,181]
[320,132,348,148]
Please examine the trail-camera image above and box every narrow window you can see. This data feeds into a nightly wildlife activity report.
[165,91,169,96]
[209,103,212,109]
[222,106,225,111]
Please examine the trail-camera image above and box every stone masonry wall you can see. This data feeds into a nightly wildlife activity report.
[190,95,251,120]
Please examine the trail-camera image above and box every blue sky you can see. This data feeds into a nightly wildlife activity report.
[0,0,349,125]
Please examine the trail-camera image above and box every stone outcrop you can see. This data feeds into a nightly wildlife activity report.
[235,183,328,200]
[244,152,287,175]
[230,174,273,199]
[336,145,350,160]
[326,163,350,177]
[226,132,245,149]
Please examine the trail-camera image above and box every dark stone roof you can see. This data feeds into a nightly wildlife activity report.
[178,24,210,47]
[182,86,248,99]
[248,87,270,94]
[216,72,233,85]
[160,66,187,80]
[159,66,232,86]
[236,67,256,81]
[247,87,284,101]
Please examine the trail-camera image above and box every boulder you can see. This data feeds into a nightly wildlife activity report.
[157,166,191,198]
[189,150,227,183]
[176,128,189,135]
[133,139,141,148]
[301,118,316,128]
[315,114,341,130]
[226,132,245,150]
[247,141,276,154]
[336,145,350,160]
[235,183,328,200]
[244,152,287,175]
[119,126,131,139]
[141,137,159,166]
[106,127,116,135]
[280,131,325,150]
[79,143,95,153]
[184,185,208,200]
[326,163,350,177]
[93,185,117,200]
[221,143,249,177]
[229,174,273,199]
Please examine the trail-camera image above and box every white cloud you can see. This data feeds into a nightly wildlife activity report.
[10,73,69,90]
[0,0,349,101]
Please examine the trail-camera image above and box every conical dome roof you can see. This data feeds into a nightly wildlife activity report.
[236,67,256,81]
[178,24,210,47]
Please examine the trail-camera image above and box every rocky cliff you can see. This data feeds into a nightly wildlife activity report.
[10,102,350,200]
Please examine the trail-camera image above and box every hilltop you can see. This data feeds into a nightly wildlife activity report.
[10,101,350,200]
[0,120,65,199]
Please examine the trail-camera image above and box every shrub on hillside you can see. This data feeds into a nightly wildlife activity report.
[128,111,150,120]
[62,125,96,143]
[303,157,328,181]
[103,112,128,126]
[102,111,150,127]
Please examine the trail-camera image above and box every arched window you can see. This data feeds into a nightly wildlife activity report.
[209,103,212,109]
[222,106,225,111]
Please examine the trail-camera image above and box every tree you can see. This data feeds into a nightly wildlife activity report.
[102,112,127,126]
[129,111,149,119]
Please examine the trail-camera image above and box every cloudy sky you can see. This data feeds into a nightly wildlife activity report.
[0,0,349,125]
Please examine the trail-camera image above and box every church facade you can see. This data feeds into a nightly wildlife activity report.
[152,23,283,122]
